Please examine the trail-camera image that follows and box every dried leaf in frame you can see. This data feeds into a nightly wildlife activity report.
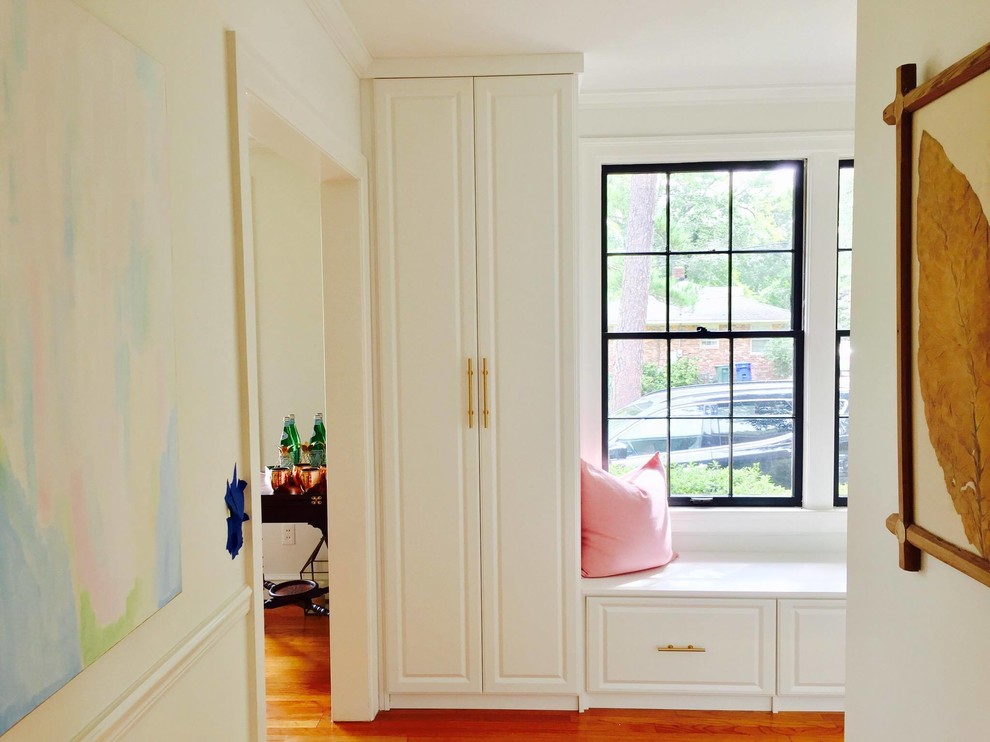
[916,130,990,558]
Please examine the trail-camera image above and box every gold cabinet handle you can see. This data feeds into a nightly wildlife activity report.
[657,644,706,653]
[467,358,474,429]
[482,357,490,428]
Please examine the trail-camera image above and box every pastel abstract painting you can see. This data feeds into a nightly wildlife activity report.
[0,0,180,734]
[916,130,990,559]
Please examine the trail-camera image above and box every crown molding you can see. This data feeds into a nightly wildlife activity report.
[580,84,855,110]
[305,0,372,76]
[366,52,584,79]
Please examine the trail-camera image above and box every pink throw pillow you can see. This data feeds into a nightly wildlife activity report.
[581,453,676,577]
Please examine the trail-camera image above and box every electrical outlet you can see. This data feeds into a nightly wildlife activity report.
[281,524,295,545]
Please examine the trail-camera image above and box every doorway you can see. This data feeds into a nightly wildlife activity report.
[226,31,380,738]
[248,141,332,731]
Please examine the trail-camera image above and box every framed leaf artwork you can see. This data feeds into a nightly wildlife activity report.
[884,41,990,587]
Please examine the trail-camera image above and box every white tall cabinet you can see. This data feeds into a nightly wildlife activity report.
[373,74,578,703]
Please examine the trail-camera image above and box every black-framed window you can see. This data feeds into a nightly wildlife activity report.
[835,160,854,506]
[602,161,805,507]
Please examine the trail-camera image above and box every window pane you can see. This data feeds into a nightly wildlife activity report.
[669,171,730,252]
[732,377,793,417]
[838,167,854,252]
[669,254,729,330]
[837,417,849,497]
[606,255,667,331]
[732,336,792,400]
[732,417,794,497]
[837,251,852,331]
[838,336,851,405]
[671,337,727,402]
[670,460,731,499]
[836,162,853,504]
[731,252,793,330]
[605,172,667,253]
[837,334,850,499]
[732,167,797,251]
[607,338,668,416]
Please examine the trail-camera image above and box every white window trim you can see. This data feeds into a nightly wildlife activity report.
[579,132,853,541]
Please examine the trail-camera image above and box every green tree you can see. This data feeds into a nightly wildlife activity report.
[641,358,701,395]
[763,337,794,377]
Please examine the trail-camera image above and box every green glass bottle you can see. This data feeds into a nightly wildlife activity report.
[281,414,301,466]
[309,412,327,467]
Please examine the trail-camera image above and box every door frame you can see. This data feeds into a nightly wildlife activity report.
[225,30,380,736]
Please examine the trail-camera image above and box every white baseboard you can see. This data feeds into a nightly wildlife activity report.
[388,694,580,711]
[772,695,845,713]
[75,586,252,741]
[384,691,842,714]
[583,693,773,712]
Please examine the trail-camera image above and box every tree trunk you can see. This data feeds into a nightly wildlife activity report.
[610,173,658,412]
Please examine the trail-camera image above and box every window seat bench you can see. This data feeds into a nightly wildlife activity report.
[581,552,847,713]
[581,551,846,599]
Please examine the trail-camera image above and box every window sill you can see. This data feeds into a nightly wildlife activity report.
[667,507,847,555]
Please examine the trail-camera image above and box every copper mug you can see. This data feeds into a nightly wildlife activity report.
[269,467,291,490]
[298,466,322,492]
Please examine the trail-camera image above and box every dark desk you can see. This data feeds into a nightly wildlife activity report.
[260,492,327,539]
[260,491,330,615]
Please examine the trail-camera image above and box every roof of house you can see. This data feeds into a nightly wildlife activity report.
[609,287,790,327]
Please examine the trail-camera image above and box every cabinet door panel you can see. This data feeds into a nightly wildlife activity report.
[374,77,482,693]
[777,599,846,696]
[475,74,577,693]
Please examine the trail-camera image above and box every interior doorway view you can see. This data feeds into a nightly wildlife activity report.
[227,30,379,732]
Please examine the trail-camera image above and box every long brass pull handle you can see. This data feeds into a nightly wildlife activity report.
[482,357,490,428]
[467,358,475,429]
[657,644,706,653]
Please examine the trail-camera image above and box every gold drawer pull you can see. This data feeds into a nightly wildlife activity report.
[482,357,490,428]
[657,644,706,653]
[467,358,475,428]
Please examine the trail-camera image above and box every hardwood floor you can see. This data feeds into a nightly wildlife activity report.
[264,609,844,741]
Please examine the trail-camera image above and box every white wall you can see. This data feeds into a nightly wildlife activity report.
[579,95,854,139]
[845,3,990,740]
[250,147,328,579]
[1,2,360,739]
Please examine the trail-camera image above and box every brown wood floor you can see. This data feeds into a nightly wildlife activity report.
[264,609,844,741]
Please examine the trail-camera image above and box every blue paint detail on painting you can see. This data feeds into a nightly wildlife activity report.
[11,0,27,69]
[62,214,75,261]
[154,411,182,608]
[134,52,163,179]
[116,203,151,348]
[62,145,75,261]
[18,329,35,491]
[8,154,18,224]
[0,436,83,737]
[3,65,14,119]
[114,344,131,438]
[136,52,161,97]
[0,335,5,397]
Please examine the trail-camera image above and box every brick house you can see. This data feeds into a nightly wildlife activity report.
[610,287,791,384]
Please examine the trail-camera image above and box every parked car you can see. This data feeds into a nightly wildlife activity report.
[608,380,846,490]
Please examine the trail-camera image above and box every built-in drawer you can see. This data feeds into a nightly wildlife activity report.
[586,597,776,695]
[777,599,846,696]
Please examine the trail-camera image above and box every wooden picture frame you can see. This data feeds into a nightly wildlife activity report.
[885,41,990,588]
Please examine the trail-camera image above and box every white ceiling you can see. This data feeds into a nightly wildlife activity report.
[338,0,857,93]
